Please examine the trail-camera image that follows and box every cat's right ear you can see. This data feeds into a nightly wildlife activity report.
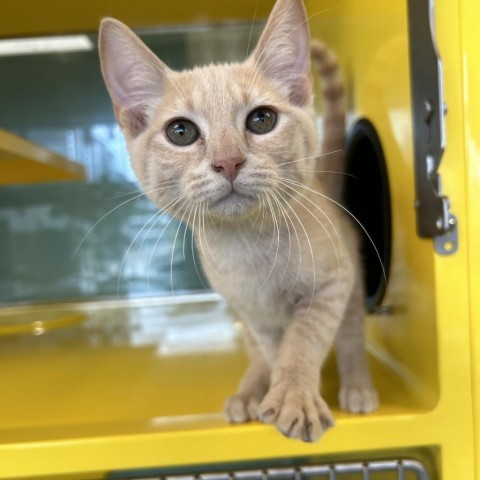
[99,18,168,137]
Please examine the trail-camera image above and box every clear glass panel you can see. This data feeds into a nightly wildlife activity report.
[0,24,262,304]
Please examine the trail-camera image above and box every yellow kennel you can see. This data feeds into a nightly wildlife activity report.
[0,0,479,479]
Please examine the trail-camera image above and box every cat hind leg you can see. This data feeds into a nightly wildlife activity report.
[335,275,379,413]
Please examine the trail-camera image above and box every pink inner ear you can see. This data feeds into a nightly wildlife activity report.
[116,104,150,138]
[250,0,311,106]
[289,76,312,106]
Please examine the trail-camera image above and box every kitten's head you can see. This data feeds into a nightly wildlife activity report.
[99,0,318,222]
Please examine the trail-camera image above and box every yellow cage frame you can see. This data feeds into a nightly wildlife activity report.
[0,0,479,478]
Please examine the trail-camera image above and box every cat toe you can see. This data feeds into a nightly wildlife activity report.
[339,385,379,413]
[259,386,334,442]
[224,394,260,423]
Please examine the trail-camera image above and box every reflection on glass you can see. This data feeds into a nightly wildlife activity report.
[0,24,262,305]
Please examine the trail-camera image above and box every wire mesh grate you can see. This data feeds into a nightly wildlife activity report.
[130,459,430,480]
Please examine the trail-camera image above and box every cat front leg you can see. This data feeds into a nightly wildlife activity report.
[224,356,270,423]
[257,292,345,442]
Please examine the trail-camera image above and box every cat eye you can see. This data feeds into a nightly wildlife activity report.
[166,119,199,146]
[246,107,277,135]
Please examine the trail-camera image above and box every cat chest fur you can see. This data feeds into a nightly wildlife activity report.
[197,224,321,323]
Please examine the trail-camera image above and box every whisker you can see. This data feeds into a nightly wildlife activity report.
[281,169,356,178]
[277,181,341,286]
[206,206,219,231]
[170,199,191,294]
[278,177,342,254]
[105,190,142,201]
[264,194,280,255]
[254,196,268,246]
[137,203,175,260]
[146,196,186,289]
[72,181,179,257]
[276,187,316,309]
[107,180,180,200]
[202,203,223,276]
[163,67,188,103]
[289,7,339,33]
[270,190,293,280]
[247,0,297,91]
[260,193,282,287]
[250,201,263,229]
[112,180,180,198]
[182,200,194,261]
[277,149,343,167]
[245,0,259,60]
[194,203,222,279]
[275,188,303,293]
[190,203,209,289]
[248,4,337,92]
[116,208,164,296]
[282,177,387,287]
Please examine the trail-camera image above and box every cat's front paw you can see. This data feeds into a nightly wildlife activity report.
[339,385,379,413]
[258,385,335,442]
[224,394,261,423]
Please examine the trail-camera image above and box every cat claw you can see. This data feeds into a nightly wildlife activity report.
[339,385,379,413]
[258,385,335,442]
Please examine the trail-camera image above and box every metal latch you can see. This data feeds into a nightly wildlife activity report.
[407,0,457,255]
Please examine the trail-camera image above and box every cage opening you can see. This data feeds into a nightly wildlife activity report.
[343,119,392,311]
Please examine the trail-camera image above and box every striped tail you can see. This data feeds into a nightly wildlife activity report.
[310,40,346,200]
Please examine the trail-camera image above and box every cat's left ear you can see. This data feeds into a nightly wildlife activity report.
[99,18,169,137]
[250,0,311,106]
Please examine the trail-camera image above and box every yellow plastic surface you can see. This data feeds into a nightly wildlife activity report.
[0,310,86,337]
[0,297,443,479]
[0,128,86,185]
[0,0,275,38]
[461,0,480,476]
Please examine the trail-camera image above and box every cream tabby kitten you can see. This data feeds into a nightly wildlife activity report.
[99,0,378,442]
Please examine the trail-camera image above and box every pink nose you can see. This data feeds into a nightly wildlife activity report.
[212,157,245,181]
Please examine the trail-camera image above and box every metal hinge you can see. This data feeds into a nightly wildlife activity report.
[407,0,458,255]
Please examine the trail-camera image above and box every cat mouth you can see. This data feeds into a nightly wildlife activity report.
[213,190,249,204]
[209,189,257,217]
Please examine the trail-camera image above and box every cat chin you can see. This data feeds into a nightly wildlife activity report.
[207,192,258,221]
